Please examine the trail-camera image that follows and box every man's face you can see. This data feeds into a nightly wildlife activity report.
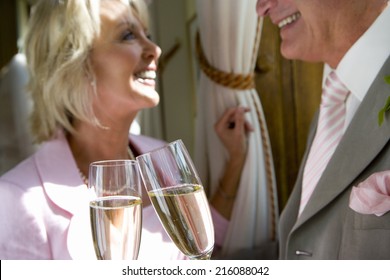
[256,0,346,67]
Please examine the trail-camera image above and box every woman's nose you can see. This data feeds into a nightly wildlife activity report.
[143,38,162,62]
[154,44,162,61]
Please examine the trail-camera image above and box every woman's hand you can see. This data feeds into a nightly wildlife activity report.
[211,106,253,220]
[214,106,253,162]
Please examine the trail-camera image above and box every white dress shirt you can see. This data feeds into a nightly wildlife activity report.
[323,3,390,133]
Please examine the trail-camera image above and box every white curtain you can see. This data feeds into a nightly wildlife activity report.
[195,0,279,257]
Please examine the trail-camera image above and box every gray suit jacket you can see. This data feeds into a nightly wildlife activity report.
[279,55,390,259]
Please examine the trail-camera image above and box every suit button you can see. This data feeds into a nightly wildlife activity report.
[295,250,312,257]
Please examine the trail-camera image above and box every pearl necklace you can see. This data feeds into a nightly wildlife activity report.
[79,168,89,186]
[78,147,135,186]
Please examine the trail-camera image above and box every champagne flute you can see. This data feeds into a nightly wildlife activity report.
[136,139,214,260]
[88,160,142,260]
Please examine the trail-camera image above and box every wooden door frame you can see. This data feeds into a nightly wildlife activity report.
[255,17,323,210]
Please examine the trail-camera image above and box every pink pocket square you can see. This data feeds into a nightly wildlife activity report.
[349,171,390,216]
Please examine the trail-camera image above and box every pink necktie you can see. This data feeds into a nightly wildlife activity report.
[299,71,350,215]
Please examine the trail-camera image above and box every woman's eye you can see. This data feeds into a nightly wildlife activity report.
[122,31,136,41]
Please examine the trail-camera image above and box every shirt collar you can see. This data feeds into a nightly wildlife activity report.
[336,3,390,102]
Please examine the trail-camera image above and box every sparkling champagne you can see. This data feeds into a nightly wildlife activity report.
[90,195,142,260]
[149,184,214,259]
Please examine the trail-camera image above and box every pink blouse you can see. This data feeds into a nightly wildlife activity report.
[0,130,228,259]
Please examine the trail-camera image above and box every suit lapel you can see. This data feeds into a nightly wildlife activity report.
[296,56,390,227]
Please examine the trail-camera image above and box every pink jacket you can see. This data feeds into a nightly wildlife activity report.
[0,130,228,259]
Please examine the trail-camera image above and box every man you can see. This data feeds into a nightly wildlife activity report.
[256,0,390,259]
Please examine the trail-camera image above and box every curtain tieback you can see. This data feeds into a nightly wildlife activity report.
[195,32,255,90]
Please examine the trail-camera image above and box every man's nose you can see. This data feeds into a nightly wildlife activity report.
[256,0,276,17]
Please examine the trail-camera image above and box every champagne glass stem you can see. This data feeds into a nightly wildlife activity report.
[189,249,213,260]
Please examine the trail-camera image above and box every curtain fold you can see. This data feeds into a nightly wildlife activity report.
[195,0,279,257]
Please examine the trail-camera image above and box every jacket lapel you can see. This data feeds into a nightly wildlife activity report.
[36,130,86,216]
[129,133,167,155]
[36,130,95,259]
[296,57,390,227]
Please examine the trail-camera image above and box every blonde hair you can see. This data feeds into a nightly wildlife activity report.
[25,0,149,143]
[130,0,150,30]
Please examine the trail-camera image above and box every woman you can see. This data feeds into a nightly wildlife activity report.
[0,0,251,259]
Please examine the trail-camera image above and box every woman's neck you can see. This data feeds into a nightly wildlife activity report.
[67,121,133,178]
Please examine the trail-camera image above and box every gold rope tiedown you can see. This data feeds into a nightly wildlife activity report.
[195,32,255,90]
[196,17,277,241]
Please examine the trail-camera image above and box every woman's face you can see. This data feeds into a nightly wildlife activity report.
[90,1,161,123]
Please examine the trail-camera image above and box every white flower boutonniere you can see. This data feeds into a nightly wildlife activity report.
[377,75,390,126]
